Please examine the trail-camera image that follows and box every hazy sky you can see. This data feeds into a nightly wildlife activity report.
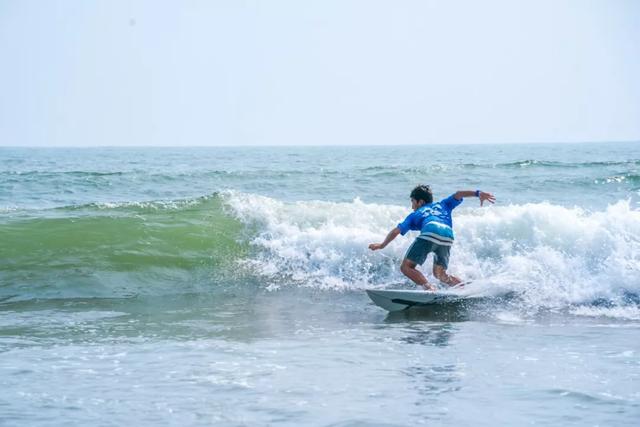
[1,0,639,146]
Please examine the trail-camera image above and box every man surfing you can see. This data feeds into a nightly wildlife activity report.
[369,185,495,290]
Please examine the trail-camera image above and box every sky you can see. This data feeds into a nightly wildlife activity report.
[0,0,639,147]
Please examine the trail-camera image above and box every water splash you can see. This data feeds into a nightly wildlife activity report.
[224,191,640,318]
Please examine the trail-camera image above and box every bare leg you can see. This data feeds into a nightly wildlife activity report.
[433,264,462,287]
[400,259,436,291]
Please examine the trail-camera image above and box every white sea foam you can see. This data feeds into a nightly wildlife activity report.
[454,201,640,309]
[223,191,640,316]
[91,198,205,210]
[224,191,404,290]
[0,205,18,213]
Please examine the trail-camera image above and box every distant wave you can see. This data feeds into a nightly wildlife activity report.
[594,174,640,185]
[357,159,640,174]
[0,169,334,183]
[493,159,640,168]
[0,170,126,177]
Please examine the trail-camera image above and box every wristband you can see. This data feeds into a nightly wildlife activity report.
[475,189,480,197]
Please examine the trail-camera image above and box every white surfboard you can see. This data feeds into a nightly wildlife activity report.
[366,288,481,312]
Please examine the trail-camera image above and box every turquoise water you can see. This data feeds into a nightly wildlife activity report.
[1,142,639,425]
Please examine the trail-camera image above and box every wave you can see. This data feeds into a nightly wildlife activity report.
[0,170,126,177]
[0,195,248,300]
[355,159,640,176]
[2,196,246,268]
[223,192,640,318]
[497,159,640,169]
[2,192,639,319]
[594,174,640,186]
[0,169,328,179]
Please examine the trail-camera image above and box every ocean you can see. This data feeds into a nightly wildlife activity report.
[1,142,639,426]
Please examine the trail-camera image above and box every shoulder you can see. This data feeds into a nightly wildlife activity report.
[407,210,422,222]
[441,194,463,209]
[399,210,420,225]
[398,210,420,234]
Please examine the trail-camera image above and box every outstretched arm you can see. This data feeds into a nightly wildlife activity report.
[369,227,401,251]
[453,190,495,206]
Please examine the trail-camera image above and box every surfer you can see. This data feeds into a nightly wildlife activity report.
[368,185,495,291]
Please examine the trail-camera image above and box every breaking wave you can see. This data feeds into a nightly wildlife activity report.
[223,191,640,318]
[2,191,639,318]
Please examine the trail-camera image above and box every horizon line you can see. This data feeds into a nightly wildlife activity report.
[1,139,639,149]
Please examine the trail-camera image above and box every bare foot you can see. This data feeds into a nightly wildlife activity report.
[421,283,436,291]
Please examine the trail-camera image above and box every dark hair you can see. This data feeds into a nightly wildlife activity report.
[410,185,433,204]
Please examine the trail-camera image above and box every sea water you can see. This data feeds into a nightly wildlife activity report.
[1,142,639,426]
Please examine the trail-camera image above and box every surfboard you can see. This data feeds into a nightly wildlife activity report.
[366,288,481,312]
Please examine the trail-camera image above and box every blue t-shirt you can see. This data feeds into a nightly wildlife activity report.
[397,194,463,240]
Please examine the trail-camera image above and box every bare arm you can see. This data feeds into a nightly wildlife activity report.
[369,227,401,251]
[454,190,496,206]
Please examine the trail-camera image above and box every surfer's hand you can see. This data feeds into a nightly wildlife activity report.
[479,191,496,206]
[368,243,383,251]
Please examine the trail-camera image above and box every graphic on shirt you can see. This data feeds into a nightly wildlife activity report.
[397,194,462,245]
